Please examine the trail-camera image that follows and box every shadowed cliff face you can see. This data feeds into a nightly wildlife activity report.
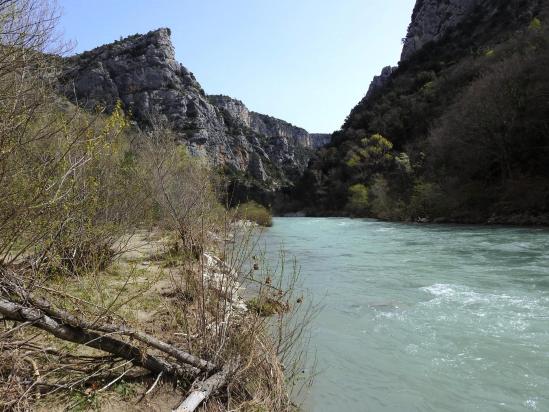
[401,0,484,61]
[59,28,330,188]
[401,0,542,61]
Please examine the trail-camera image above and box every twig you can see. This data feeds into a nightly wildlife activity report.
[0,320,33,338]
[22,356,41,399]
[136,371,164,403]
[96,361,133,393]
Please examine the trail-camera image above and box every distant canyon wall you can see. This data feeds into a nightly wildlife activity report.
[59,28,330,187]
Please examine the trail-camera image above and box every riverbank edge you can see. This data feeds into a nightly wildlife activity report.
[278,211,549,227]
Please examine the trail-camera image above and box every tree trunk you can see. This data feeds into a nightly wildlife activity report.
[0,297,197,378]
[173,360,237,412]
[27,293,215,371]
[2,278,216,372]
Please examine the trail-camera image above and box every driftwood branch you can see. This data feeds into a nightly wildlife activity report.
[30,294,216,371]
[173,359,239,412]
[0,297,198,378]
[4,279,216,372]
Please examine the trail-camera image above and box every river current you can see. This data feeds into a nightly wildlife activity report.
[262,218,549,411]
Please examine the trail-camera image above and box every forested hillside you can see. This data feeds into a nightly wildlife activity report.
[288,0,549,224]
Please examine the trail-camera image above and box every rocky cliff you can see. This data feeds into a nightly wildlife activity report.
[308,133,332,149]
[361,0,543,109]
[401,0,543,61]
[207,94,330,151]
[365,66,396,100]
[363,0,485,102]
[401,0,483,61]
[59,28,329,189]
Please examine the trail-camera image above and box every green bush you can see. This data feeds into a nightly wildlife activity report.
[346,184,369,216]
[246,296,288,316]
[407,180,447,219]
[529,17,542,31]
[236,201,273,227]
[369,176,392,218]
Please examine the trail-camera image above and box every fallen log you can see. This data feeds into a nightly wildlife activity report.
[29,294,216,371]
[4,280,216,372]
[173,359,238,412]
[0,297,199,377]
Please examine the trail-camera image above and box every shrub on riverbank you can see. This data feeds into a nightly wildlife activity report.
[0,1,307,410]
[236,201,273,227]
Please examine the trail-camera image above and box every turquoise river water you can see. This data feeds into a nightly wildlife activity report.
[261,218,549,412]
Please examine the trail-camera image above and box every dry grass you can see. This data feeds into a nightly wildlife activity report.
[1,226,314,411]
[0,3,313,410]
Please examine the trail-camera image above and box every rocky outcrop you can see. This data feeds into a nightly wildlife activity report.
[207,95,252,128]
[208,94,330,150]
[59,28,329,188]
[365,66,396,100]
[207,94,330,179]
[362,1,484,102]
[309,133,332,149]
[401,0,484,61]
[400,0,543,61]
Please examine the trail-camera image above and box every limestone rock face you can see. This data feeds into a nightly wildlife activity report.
[401,0,484,61]
[309,133,332,149]
[207,94,332,178]
[365,66,397,100]
[208,94,330,150]
[247,152,267,182]
[400,0,543,60]
[59,28,329,187]
[207,95,252,128]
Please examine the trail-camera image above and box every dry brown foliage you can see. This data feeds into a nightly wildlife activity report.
[0,2,314,411]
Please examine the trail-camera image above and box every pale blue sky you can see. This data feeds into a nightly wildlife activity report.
[58,0,415,133]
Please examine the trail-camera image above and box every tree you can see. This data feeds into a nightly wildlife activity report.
[346,183,369,215]
[346,134,394,170]
[428,40,549,215]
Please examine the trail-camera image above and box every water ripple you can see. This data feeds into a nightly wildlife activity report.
[264,218,549,411]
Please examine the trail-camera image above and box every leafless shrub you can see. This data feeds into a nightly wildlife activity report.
[0,2,313,410]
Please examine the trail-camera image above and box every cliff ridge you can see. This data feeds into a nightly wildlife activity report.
[60,28,330,191]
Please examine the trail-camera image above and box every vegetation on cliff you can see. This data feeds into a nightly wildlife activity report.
[293,0,549,224]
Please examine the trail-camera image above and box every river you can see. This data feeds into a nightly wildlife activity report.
[261,217,549,411]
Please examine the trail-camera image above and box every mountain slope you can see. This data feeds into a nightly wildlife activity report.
[293,0,549,224]
[59,28,329,201]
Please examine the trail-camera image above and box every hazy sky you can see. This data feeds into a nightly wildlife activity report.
[58,0,415,133]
